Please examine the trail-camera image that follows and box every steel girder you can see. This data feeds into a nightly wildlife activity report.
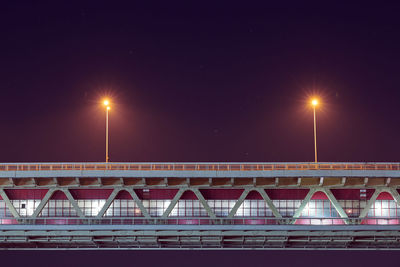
[0,186,398,223]
[2,176,400,188]
[0,184,399,249]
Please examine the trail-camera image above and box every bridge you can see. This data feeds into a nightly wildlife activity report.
[0,162,400,249]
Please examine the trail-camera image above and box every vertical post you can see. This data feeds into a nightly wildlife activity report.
[313,106,318,163]
[106,107,109,163]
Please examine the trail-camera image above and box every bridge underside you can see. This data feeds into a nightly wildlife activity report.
[1,226,400,249]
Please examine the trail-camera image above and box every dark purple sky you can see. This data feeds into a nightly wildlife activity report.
[2,3,400,163]
[2,2,400,264]
[0,250,397,267]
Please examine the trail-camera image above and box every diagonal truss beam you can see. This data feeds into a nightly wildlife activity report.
[124,188,151,219]
[96,188,121,218]
[322,188,349,224]
[228,189,282,218]
[191,188,217,219]
[358,187,400,219]
[162,188,186,218]
[359,188,385,218]
[161,188,217,219]
[0,189,20,219]
[255,188,282,219]
[293,188,317,219]
[5,185,397,224]
[60,189,85,218]
[31,188,57,218]
[387,187,400,205]
[227,188,251,218]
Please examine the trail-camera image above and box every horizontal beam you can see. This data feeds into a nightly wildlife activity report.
[1,177,400,189]
[2,170,400,178]
[1,224,400,234]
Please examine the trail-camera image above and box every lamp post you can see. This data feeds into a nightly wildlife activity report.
[103,100,110,163]
[311,99,318,163]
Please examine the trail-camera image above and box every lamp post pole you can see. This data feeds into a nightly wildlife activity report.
[106,106,109,163]
[103,100,111,163]
[313,105,317,163]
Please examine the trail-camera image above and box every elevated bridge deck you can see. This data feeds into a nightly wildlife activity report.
[1,162,400,188]
[0,162,400,249]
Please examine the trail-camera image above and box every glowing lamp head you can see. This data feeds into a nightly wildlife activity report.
[103,100,110,106]
[311,99,318,107]
[106,106,110,110]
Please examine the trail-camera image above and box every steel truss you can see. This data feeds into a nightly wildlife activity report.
[0,185,399,223]
[0,162,400,249]
[0,185,399,249]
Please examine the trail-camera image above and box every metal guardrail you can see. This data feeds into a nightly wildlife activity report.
[1,217,399,225]
[0,163,400,171]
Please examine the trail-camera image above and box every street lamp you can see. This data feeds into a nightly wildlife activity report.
[311,98,319,163]
[103,100,111,162]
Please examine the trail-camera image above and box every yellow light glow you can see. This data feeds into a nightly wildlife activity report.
[103,100,110,106]
[107,106,110,110]
[311,99,318,106]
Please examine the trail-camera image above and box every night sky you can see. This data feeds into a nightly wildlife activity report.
[2,2,400,266]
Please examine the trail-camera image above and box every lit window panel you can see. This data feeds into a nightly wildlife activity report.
[104,200,144,217]
[235,200,274,217]
[11,200,41,217]
[301,200,339,218]
[273,200,302,217]
[143,200,171,217]
[170,200,207,217]
[40,200,77,217]
[207,200,236,217]
[339,200,366,218]
[366,200,400,224]
[77,200,106,217]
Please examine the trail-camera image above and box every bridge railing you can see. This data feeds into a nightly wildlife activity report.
[0,163,399,172]
[1,217,399,225]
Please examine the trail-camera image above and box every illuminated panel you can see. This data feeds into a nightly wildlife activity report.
[40,200,77,217]
[105,200,143,217]
[143,200,171,217]
[12,200,40,217]
[299,200,343,225]
[339,200,366,217]
[208,200,236,217]
[297,191,343,225]
[40,191,76,217]
[6,189,47,217]
[365,192,400,225]
[70,189,111,217]
[170,200,207,217]
[333,189,370,218]
[77,200,106,216]
[235,200,272,217]
[273,200,301,217]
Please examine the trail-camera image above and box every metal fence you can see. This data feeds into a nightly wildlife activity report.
[0,162,400,171]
